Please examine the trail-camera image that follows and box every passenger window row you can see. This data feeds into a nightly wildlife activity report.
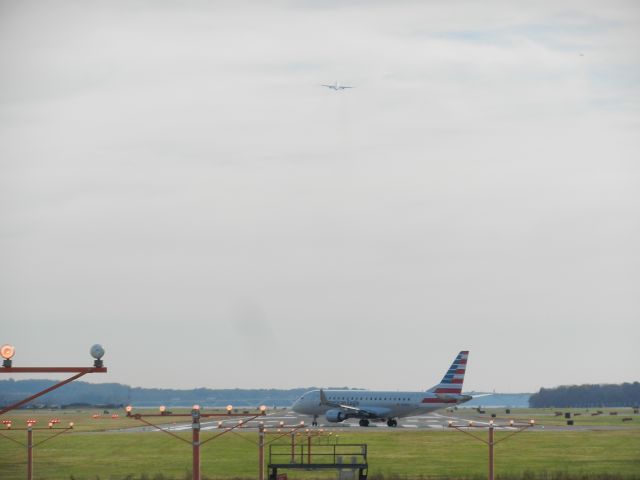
[329,397,411,401]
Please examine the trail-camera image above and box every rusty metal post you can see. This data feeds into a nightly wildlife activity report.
[307,431,311,464]
[258,423,265,480]
[290,431,295,463]
[488,424,494,480]
[448,419,534,480]
[192,407,201,480]
[26,426,33,480]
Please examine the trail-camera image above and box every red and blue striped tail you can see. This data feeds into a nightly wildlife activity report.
[427,350,469,394]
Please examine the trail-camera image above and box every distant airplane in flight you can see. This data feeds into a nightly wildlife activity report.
[292,351,475,427]
[322,81,354,90]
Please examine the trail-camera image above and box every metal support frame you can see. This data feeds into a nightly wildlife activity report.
[267,442,368,480]
[0,349,102,479]
[0,422,74,480]
[0,367,107,416]
[265,427,367,480]
[448,419,535,480]
[126,406,266,480]
[258,421,308,480]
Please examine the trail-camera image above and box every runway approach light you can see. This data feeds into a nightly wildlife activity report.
[159,405,166,414]
[259,405,267,414]
[69,422,74,428]
[90,344,105,368]
[192,405,200,411]
[125,406,133,413]
[530,419,535,425]
[1,344,15,367]
[448,420,453,427]
[509,420,515,426]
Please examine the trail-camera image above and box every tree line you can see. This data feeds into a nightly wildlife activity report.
[0,379,335,408]
[529,382,640,408]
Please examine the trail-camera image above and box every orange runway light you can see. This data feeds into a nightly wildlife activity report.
[1,344,15,359]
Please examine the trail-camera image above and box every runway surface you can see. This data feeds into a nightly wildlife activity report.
[116,409,560,433]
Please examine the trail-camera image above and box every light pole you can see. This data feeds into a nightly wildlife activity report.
[448,418,535,480]
[213,418,310,480]
[192,405,201,480]
[0,419,74,480]
[125,404,267,480]
[256,421,309,480]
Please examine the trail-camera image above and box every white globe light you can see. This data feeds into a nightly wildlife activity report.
[90,344,105,360]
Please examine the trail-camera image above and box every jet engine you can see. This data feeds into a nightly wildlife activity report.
[325,409,347,423]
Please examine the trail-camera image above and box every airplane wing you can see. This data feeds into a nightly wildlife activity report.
[321,85,334,88]
[338,86,354,89]
[319,389,390,419]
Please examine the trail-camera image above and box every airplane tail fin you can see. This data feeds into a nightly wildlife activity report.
[427,351,469,394]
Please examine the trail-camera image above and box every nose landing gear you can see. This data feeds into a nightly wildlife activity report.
[386,419,398,427]
[358,419,370,427]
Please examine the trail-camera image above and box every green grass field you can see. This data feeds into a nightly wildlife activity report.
[0,409,639,480]
[455,407,640,427]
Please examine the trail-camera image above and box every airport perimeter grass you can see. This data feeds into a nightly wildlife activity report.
[1,428,639,480]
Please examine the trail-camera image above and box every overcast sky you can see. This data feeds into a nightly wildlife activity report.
[1,0,638,394]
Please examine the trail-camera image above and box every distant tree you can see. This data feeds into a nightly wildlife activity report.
[0,380,316,408]
[529,382,640,408]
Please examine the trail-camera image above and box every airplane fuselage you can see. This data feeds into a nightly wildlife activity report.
[322,81,352,90]
[291,351,472,426]
[292,389,469,422]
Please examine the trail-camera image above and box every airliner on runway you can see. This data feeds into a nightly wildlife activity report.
[292,351,473,427]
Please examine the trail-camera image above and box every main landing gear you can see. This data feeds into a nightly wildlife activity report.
[359,419,370,427]
[386,419,398,427]
[312,415,319,427]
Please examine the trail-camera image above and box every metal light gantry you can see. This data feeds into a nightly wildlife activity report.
[0,418,75,480]
[264,426,367,480]
[221,418,310,480]
[0,344,108,416]
[447,418,536,480]
[125,404,268,480]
